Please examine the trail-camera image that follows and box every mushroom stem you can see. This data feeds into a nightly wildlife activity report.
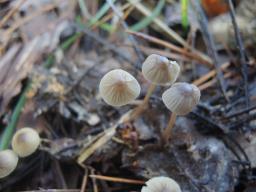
[162,113,177,143]
[130,83,156,120]
[143,83,156,104]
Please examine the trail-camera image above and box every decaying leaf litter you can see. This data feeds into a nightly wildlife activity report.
[0,0,256,191]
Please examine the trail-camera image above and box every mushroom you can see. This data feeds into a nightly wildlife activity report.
[12,127,41,157]
[0,150,18,178]
[162,82,200,143]
[99,69,141,107]
[131,54,180,119]
[141,176,181,192]
[142,54,180,86]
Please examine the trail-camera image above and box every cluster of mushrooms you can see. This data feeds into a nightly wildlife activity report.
[99,54,201,142]
[0,127,41,178]
[99,53,200,191]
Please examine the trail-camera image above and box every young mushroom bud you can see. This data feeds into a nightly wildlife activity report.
[99,69,141,107]
[142,54,180,86]
[130,54,180,120]
[141,176,181,192]
[0,150,18,178]
[12,127,41,157]
[161,82,200,143]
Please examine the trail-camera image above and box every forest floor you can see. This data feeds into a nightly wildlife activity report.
[0,0,256,191]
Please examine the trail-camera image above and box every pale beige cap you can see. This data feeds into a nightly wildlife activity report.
[142,54,180,85]
[141,176,181,192]
[99,69,141,107]
[12,127,41,157]
[0,149,18,178]
[162,82,200,115]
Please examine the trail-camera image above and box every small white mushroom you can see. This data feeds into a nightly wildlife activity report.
[130,55,180,121]
[141,176,181,192]
[162,82,200,115]
[161,82,200,143]
[99,69,141,107]
[12,127,41,157]
[0,150,18,178]
[142,54,180,86]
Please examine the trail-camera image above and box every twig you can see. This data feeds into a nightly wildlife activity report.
[127,0,188,47]
[89,175,145,185]
[90,169,99,192]
[0,0,27,28]
[198,71,234,91]
[226,104,256,118]
[191,0,228,101]
[91,3,131,30]
[127,30,213,67]
[227,0,249,107]
[193,62,230,86]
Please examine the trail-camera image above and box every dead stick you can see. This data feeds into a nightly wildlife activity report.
[89,175,145,185]
[127,30,213,67]
[191,0,228,101]
[193,62,230,86]
[0,0,27,28]
[227,0,249,107]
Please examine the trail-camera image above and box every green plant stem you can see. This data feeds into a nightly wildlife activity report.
[0,84,30,150]
[181,0,189,30]
[130,0,165,31]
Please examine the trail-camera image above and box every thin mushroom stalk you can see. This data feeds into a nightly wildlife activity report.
[162,82,200,144]
[130,54,180,120]
[162,112,177,142]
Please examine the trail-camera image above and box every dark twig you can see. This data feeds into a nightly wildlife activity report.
[191,0,229,101]
[229,113,256,130]
[226,103,256,118]
[227,0,249,108]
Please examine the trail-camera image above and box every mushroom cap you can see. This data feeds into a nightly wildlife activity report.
[12,127,41,157]
[99,69,141,106]
[141,176,181,192]
[162,82,200,115]
[142,54,180,85]
[0,150,18,178]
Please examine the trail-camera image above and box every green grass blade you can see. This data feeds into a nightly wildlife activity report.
[181,0,189,30]
[0,84,30,150]
[130,0,165,31]
[89,0,117,26]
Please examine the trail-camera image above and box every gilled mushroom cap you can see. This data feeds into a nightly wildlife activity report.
[99,69,141,107]
[141,176,181,192]
[12,127,41,157]
[0,150,18,178]
[162,82,200,115]
[142,54,180,85]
